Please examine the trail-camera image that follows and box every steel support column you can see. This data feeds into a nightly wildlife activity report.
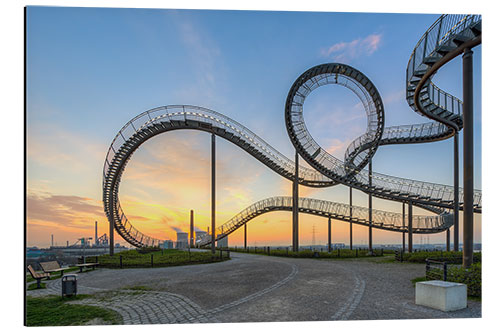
[190,210,194,248]
[462,47,474,267]
[328,217,332,253]
[453,133,459,251]
[408,201,413,253]
[402,202,405,252]
[211,133,216,255]
[368,160,373,252]
[244,223,247,250]
[292,151,299,252]
[349,186,353,250]
[109,217,114,256]
[446,228,450,252]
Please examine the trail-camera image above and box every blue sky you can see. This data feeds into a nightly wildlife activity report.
[26,7,482,247]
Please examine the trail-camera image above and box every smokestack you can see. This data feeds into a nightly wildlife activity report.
[95,221,98,246]
[190,210,194,248]
[51,234,54,247]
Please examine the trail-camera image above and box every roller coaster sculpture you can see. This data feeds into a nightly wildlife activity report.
[102,14,481,249]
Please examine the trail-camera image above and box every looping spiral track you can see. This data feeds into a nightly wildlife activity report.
[285,63,384,183]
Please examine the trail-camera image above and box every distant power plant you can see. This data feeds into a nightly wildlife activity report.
[195,230,207,244]
[216,234,228,248]
[176,231,189,249]
[161,240,174,249]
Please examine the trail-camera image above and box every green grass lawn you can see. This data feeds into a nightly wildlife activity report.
[86,248,229,268]
[26,295,122,326]
[27,282,46,290]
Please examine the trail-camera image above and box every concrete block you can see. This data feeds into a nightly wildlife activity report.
[415,280,467,311]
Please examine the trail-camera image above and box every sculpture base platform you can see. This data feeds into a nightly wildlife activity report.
[416,280,467,311]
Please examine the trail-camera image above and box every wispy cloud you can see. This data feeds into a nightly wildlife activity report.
[321,33,382,62]
[26,190,117,247]
[27,191,104,226]
[169,13,226,105]
[325,138,354,157]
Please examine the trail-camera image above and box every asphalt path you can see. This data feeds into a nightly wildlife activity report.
[28,251,481,323]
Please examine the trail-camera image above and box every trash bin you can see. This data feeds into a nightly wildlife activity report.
[62,274,77,297]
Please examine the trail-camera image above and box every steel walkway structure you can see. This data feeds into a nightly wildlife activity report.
[102,14,481,249]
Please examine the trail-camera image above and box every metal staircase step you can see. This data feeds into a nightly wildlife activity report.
[436,43,455,55]
[469,21,481,36]
[452,33,470,46]
[423,55,441,66]
[412,69,427,78]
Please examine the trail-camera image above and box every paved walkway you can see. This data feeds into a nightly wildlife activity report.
[27,252,481,324]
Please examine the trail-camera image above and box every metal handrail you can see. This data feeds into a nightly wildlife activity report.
[406,14,480,120]
[198,195,452,246]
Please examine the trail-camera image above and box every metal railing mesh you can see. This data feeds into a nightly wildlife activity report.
[197,196,453,246]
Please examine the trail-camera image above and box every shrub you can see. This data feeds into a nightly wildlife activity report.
[136,246,162,254]
[447,262,481,298]
[227,247,384,258]
[397,251,481,264]
[26,295,122,326]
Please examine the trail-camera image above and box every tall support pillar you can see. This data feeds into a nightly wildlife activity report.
[109,216,114,256]
[446,229,450,252]
[368,160,373,252]
[189,210,194,248]
[211,133,216,255]
[292,151,299,252]
[453,133,460,251]
[402,202,405,252]
[349,186,353,250]
[408,201,413,253]
[328,217,332,253]
[244,223,247,250]
[462,47,474,268]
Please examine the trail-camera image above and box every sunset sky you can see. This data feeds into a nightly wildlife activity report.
[26,7,482,248]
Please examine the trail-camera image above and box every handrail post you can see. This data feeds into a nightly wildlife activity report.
[435,17,444,49]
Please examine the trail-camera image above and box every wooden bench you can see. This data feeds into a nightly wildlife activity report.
[40,261,66,278]
[27,265,50,289]
[74,262,99,273]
